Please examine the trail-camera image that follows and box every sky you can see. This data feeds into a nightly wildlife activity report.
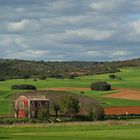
[0,0,140,61]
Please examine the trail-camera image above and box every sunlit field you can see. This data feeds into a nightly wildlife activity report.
[0,68,140,114]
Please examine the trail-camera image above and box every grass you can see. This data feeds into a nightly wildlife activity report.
[73,90,140,107]
[1,67,140,114]
[1,123,140,140]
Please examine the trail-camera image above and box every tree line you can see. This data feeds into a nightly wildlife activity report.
[0,58,140,80]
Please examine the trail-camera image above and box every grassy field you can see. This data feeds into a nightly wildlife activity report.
[0,67,140,115]
[1,123,140,140]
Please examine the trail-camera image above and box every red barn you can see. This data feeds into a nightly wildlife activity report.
[15,95,49,118]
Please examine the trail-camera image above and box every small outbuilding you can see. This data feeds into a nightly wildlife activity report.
[15,95,49,118]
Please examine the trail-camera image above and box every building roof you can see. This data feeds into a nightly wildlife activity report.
[21,95,49,101]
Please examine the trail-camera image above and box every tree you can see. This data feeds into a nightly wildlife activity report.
[109,74,117,79]
[91,82,111,91]
[87,105,104,121]
[39,75,47,80]
[53,101,60,118]
[23,74,31,81]
[59,96,80,116]
[67,96,80,116]
[38,107,50,121]
[11,84,37,90]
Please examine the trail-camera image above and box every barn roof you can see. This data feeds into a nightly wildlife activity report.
[20,95,49,101]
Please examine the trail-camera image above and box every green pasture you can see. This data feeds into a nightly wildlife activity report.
[0,67,140,115]
[1,123,140,140]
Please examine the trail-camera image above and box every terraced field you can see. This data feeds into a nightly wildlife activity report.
[0,67,140,115]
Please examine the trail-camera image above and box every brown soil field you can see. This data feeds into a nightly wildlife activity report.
[103,88,140,101]
[103,88,140,115]
[104,106,140,115]
[47,87,90,91]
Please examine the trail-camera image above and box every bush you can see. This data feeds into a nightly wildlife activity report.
[38,108,50,121]
[109,74,117,79]
[91,82,111,91]
[11,84,37,90]
[39,75,47,80]
[87,106,105,121]
[59,96,80,116]
[0,77,6,81]
[0,118,30,124]
[53,101,60,118]
[49,74,64,79]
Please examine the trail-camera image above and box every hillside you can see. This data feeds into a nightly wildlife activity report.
[1,67,140,114]
[0,58,140,79]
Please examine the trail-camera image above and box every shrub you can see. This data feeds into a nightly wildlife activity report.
[0,77,6,81]
[53,101,60,118]
[87,105,105,121]
[59,96,80,116]
[0,118,30,124]
[20,74,31,80]
[109,74,117,79]
[33,79,38,81]
[91,82,111,91]
[67,96,80,115]
[11,84,37,90]
[39,75,47,80]
[38,108,50,121]
[49,74,64,79]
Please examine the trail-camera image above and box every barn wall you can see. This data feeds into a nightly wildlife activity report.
[15,96,29,118]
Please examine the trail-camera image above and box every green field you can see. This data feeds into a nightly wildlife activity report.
[1,123,140,140]
[1,67,140,115]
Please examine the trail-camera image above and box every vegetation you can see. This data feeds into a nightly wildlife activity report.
[59,96,80,116]
[11,84,37,90]
[53,101,60,118]
[91,82,111,91]
[0,59,121,79]
[38,107,50,121]
[14,91,100,120]
[1,67,140,115]
[1,123,140,140]
[109,74,117,79]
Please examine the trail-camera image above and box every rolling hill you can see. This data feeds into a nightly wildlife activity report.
[1,57,140,79]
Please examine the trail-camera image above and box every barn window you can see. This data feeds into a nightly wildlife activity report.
[45,101,48,105]
[38,102,41,108]
[31,102,35,108]
[31,111,35,117]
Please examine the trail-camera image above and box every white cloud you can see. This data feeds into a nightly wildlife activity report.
[27,50,50,56]
[64,28,114,40]
[7,19,40,32]
[130,20,140,33]
[0,0,140,61]
[90,1,114,11]
[87,51,101,56]
[112,50,128,56]
[1,36,28,49]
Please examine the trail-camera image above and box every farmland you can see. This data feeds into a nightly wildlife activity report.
[1,122,140,140]
[0,67,140,115]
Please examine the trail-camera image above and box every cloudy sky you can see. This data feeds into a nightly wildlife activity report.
[0,0,140,61]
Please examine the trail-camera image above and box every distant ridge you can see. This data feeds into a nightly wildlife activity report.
[0,58,140,79]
